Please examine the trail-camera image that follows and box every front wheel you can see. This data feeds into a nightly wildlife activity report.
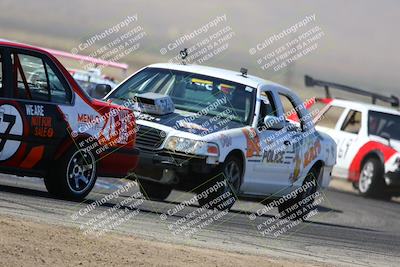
[44,147,97,200]
[197,155,242,211]
[138,179,172,201]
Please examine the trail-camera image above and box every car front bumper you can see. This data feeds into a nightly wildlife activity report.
[98,147,140,178]
[132,149,216,186]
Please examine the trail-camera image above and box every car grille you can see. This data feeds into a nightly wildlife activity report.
[135,124,166,150]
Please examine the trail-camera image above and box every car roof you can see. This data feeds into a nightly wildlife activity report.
[331,98,400,115]
[147,63,276,89]
[0,40,51,56]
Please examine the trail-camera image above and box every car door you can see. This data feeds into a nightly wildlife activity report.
[243,90,295,195]
[0,46,72,173]
[333,109,365,178]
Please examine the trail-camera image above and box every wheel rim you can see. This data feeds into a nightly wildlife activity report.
[66,150,96,193]
[224,160,241,192]
[359,161,374,193]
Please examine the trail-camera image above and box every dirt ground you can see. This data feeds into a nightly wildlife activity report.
[0,214,328,267]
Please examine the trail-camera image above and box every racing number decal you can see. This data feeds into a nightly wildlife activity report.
[0,104,23,161]
[0,114,16,151]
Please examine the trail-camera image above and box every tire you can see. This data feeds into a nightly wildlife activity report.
[44,147,97,200]
[278,166,319,221]
[138,179,172,201]
[197,155,242,211]
[358,157,387,198]
[352,182,359,190]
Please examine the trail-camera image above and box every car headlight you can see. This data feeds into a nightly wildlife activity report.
[165,136,219,157]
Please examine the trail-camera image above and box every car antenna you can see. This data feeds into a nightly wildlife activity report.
[180,48,188,65]
[240,67,248,77]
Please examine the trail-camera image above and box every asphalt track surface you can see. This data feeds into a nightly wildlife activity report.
[0,174,399,266]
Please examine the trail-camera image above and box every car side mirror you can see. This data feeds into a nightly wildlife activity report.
[93,84,112,99]
[264,115,285,130]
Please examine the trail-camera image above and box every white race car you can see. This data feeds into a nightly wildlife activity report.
[305,75,400,199]
[102,64,336,216]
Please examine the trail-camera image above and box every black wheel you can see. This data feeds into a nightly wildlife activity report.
[138,179,172,201]
[278,166,319,221]
[44,147,97,200]
[358,158,387,198]
[197,155,242,211]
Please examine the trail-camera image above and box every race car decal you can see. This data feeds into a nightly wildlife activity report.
[262,150,284,163]
[19,145,45,169]
[291,151,302,182]
[303,139,321,167]
[191,78,213,90]
[290,135,321,182]
[243,128,261,158]
[218,83,235,94]
[348,141,397,182]
[219,133,232,148]
[27,105,55,138]
[97,108,135,148]
[0,104,24,161]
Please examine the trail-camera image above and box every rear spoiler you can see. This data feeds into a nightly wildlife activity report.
[305,75,399,108]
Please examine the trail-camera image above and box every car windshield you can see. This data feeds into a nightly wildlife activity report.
[108,67,256,124]
[368,111,400,140]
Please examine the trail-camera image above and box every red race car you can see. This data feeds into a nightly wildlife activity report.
[0,40,139,199]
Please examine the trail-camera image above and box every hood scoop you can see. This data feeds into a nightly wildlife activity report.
[132,92,175,115]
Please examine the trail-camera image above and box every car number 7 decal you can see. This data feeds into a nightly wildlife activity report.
[0,104,24,161]
[0,114,16,152]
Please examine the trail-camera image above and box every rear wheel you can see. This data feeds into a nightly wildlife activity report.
[278,166,319,221]
[44,147,97,200]
[138,179,172,201]
[358,158,388,199]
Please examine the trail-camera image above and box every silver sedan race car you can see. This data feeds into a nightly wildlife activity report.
[101,63,336,219]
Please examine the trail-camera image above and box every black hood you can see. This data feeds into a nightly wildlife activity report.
[136,110,243,135]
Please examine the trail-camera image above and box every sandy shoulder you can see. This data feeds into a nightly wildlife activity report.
[0,214,329,267]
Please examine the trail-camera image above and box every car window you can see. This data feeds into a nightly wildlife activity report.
[341,110,362,134]
[45,62,71,103]
[258,91,277,127]
[316,106,345,129]
[369,111,400,140]
[11,53,71,104]
[278,93,303,130]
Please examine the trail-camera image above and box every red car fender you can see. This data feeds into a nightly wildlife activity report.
[348,141,397,182]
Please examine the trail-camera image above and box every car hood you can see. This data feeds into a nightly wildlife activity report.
[135,110,243,135]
